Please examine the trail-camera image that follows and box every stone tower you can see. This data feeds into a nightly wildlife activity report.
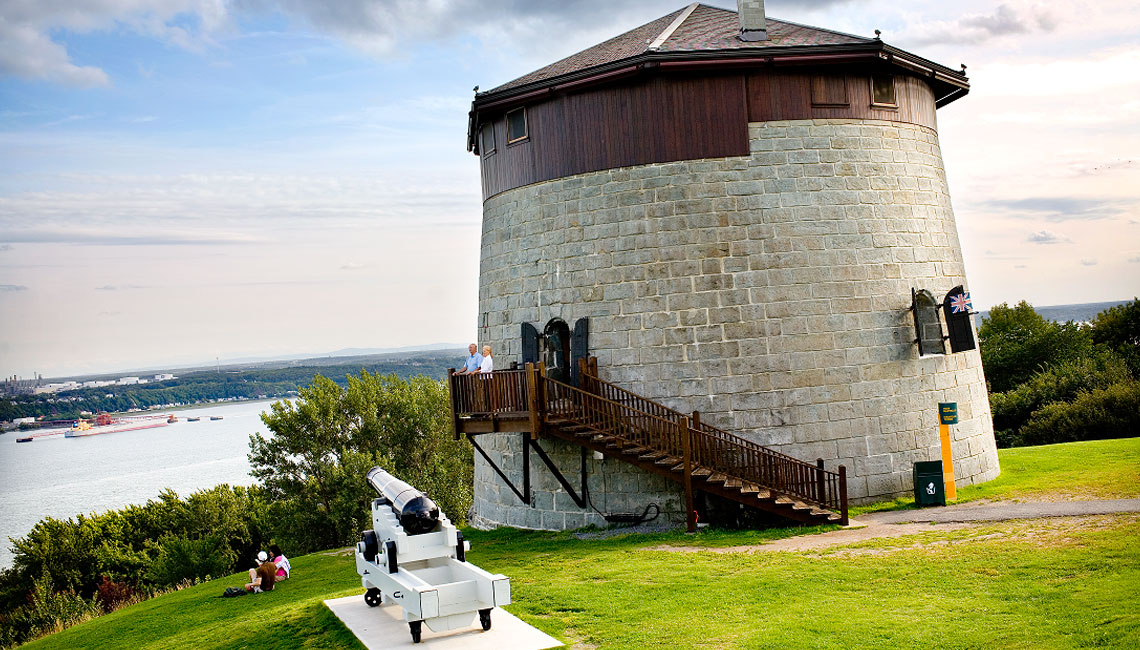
[465,2,998,530]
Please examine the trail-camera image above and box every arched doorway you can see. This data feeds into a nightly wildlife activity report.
[543,318,571,383]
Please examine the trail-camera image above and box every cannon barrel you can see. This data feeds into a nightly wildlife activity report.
[366,467,440,535]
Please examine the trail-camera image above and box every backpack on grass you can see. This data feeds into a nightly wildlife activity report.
[222,587,248,598]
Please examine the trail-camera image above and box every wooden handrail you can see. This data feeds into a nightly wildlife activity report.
[546,369,846,514]
[449,369,529,418]
[449,363,848,518]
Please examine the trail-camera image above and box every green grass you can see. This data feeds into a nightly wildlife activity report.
[853,437,1140,516]
[21,552,365,650]
[21,438,1140,649]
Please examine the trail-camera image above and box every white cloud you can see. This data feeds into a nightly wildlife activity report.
[0,0,231,85]
[1080,259,1098,266]
[903,3,1056,46]
[1026,230,1070,244]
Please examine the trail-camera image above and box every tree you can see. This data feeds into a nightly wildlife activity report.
[1090,298,1140,375]
[978,301,1094,392]
[248,371,472,554]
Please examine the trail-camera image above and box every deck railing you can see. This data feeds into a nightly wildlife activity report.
[448,369,528,417]
[449,362,847,524]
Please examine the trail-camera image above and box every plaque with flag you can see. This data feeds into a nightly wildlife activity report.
[949,291,972,314]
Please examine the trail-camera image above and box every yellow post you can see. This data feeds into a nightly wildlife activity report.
[938,402,958,500]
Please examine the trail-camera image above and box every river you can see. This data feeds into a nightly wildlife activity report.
[0,399,277,569]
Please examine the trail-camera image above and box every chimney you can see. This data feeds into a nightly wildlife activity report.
[737,0,768,42]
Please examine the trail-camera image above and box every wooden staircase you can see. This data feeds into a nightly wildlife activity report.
[449,360,848,530]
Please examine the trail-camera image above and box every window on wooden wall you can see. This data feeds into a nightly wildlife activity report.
[811,74,849,106]
[506,107,528,143]
[480,123,496,155]
[871,74,897,107]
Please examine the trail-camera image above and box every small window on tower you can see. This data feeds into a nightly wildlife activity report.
[506,107,528,143]
[871,74,897,107]
[481,123,495,155]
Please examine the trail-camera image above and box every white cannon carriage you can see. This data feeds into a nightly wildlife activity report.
[354,467,511,644]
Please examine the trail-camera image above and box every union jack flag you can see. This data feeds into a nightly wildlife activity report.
[950,292,972,314]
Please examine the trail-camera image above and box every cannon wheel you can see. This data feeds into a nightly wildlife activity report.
[409,620,422,644]
[479,608,492,631]
[385,540,398,574]
[364,588,382,608]
[361,530,379,563]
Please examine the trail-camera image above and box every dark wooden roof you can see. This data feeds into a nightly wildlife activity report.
[475,3,968,109]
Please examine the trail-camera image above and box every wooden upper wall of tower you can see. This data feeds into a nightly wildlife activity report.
[468,4,969,201]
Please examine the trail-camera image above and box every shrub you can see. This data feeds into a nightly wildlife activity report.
[989,350,1132,440]
[95,576,136,613]
[1,571,101,648]
[1016,381,1140,446]
[979,301,1094,392]
[145,534,234,588]
[1090,298,1140,375]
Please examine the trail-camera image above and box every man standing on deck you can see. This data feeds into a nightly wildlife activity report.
[457,343,482,374]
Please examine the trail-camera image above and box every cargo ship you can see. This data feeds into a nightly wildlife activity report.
[64,418,169,438]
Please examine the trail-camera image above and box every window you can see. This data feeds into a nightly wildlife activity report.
[506,107,528,143]
[871,74,897,107]
[911,288,945,356]
[480,123,495,155]
[811,74,849,107]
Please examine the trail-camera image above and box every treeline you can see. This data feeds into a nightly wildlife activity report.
[0,352,459,422]
[0,371,472,648]
[980,298,1140,447]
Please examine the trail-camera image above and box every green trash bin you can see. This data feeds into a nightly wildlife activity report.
[913,461,946,507]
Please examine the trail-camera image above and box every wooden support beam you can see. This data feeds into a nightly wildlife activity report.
[525,363,542,440]
[448,368,460,440]
[816,458,826,505]
[838,464,849,526]
[682,415,695,533]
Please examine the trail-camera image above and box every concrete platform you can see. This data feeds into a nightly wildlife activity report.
[324,594,562,650]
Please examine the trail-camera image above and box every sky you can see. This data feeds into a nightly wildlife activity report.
[1,0,1138,379]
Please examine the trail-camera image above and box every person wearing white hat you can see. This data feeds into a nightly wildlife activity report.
[244,550,277,593]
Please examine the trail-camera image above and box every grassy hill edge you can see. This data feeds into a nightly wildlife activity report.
[18,438,1140,649]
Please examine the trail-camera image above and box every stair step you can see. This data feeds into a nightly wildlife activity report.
[740,482,760,494]
[706,473,728,484]
[622,446,647,456]
[655,455,681,467]
[638,451,666,461]
[774,496,793,505]
[826,513,843,522]
[691,468,712,478]
[670,463,685,472]
[724,478,742,490]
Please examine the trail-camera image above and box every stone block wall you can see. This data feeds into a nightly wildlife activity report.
[472,118,999,529]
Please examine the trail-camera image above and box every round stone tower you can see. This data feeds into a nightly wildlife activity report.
[465,2,999,530]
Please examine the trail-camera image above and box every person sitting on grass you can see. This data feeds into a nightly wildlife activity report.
[270,544,291,581]
[244,551,276,593]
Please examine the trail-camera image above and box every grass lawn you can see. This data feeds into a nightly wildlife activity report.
[853,437,1140,515]
[20,439,1140,649]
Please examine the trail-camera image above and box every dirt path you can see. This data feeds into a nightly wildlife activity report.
[649,498,1140,554]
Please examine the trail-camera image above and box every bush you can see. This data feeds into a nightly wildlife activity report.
[0,571,101,647]
[145,534,234,588]
[990,350,1132,441]
[1090,298,1140,376]
[979,301,1094,392]
[95,576,136,613]
[1016,381,1140,447]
